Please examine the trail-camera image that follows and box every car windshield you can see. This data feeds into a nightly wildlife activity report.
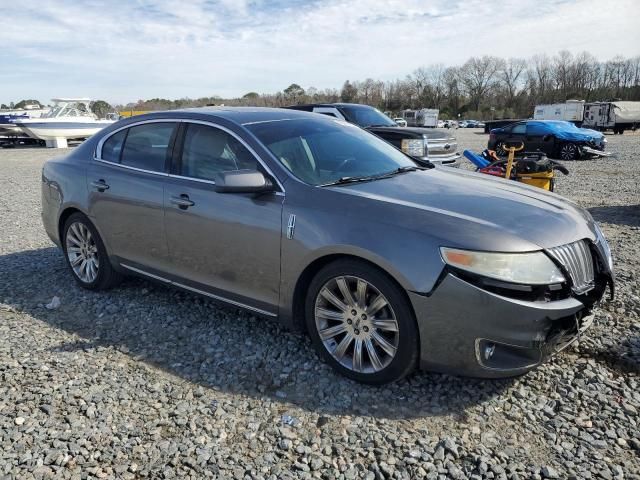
[246,117,416,186]
[339,105,397,128]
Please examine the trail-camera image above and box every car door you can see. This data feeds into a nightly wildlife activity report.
[525,122,548,152]
[507,122,527,144]
[164,121,284,315]
[88,121,178,273]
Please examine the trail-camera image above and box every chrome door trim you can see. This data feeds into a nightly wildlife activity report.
[92,158,170,176]
[120,263,277,317]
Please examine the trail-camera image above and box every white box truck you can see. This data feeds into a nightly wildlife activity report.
[582,101,640,134]
[533,100,585,124]
[401,108,439,127]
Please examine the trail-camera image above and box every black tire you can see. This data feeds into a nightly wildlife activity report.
[62,212,122,290]
[558,142,578,160]
[305,260,419,384]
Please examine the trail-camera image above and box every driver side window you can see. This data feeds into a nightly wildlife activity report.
[179,124,258,182]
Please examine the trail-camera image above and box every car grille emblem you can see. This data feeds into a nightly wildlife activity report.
[286,214,296,239]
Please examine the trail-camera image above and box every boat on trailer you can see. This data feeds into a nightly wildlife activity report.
[15,98,114,148]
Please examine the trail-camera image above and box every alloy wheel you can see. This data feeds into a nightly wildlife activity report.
[495,142,506,157]
[65,221,99,283]
[560,143,578,160]
[314,275,400,374]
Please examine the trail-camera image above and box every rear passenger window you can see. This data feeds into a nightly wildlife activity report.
[179,124,258,181]
[120,123,176,172]
[511,124,526,134]
[101,129,126,163]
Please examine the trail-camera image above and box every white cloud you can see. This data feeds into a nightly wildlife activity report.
[1,0,639,105]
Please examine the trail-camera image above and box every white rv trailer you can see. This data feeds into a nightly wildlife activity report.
[401,108,439,127]
[533,100,585,124]
[582,101,640,134]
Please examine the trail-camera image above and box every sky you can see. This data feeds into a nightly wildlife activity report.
[2,0,639,105]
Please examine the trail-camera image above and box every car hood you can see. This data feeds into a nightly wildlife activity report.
[328,168,596,252]
[554,127,604,143]
[366,125,452,140]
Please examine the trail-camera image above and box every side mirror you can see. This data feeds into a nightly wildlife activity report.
[214,169,275,194]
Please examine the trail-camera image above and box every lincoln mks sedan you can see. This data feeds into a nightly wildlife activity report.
[41,108,614,384]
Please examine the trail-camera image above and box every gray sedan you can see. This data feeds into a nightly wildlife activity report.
[41,107,614,384]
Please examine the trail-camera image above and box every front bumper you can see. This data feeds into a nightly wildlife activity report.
[409,274,597,378]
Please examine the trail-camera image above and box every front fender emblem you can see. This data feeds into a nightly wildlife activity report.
[287,214,296,239]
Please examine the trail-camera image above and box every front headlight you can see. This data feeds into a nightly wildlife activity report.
[401,138,426,157]
[440,247,565,285]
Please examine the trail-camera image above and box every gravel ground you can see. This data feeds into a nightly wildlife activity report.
[1,130,639,480]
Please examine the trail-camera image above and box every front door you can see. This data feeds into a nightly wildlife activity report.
[164,122,283,314]
[87,121,178,272]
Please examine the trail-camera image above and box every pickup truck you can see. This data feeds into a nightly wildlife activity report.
[283,103,460,167]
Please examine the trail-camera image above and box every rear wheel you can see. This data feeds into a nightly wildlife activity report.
[559,142,578,160]
[494,142,507,157]
[63,212,122,290]
[305,260,419,384]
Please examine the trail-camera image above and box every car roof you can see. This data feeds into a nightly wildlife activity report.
[148,106,319,126]
[285,103,373,109]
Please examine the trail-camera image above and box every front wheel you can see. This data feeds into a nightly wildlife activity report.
[63,212,122,290]
[494,142,507,157]
[559,142,579,160]
[305,260,419,384]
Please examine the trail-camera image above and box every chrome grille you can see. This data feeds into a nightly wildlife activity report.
[547,240,595,294]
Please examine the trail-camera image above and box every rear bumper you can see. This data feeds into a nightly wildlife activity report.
[410,274,597,378]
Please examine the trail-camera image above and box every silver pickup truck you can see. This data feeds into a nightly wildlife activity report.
[283,103,461,167]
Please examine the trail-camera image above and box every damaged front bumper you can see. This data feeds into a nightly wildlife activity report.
[410,273,605,378]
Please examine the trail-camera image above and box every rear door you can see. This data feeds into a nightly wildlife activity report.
[163,121,284,315]
[88,121,178,273]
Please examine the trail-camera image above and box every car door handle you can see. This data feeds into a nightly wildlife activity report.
[170,194,195,209]
[91,179,110,191]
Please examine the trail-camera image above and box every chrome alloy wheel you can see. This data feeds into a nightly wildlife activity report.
[314,276,400,373]
[65,221,99,283]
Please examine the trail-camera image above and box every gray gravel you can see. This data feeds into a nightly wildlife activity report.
[1,131,639,479]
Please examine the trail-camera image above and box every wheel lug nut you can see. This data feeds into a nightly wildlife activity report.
[347,319,352,325]
[351,310,357,316]
[354,329,360,335]
[363,326,369,332]
[361,314,367,320]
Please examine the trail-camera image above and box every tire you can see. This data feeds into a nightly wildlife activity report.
[62,212,122,290]
[558,142,578,160]
[305,260,419,384]
[494,142,507,157]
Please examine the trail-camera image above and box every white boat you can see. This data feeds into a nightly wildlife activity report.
[0,105,50,137]
[15,98,114,148]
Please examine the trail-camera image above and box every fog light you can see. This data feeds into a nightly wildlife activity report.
[484,343,496,360]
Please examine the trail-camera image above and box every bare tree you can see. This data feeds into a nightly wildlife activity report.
[459,56,503,111]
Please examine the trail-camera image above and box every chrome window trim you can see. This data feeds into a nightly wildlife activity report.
[120,263,277,317]
[95,118,183,161]
[93,158,169,177]
[178,119,285,193]
[95,117,285,193]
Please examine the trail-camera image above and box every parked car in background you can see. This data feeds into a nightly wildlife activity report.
[488,120,607,160]
[393,117,407,127]
[42,107,614,384]
[284,103,460,167]
[437,120,445,128]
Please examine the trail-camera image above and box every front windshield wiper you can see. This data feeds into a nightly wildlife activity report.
[319,165,427,187]
[366,124,396,128]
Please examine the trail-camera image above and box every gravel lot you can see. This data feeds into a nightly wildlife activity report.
[1,130,639,479]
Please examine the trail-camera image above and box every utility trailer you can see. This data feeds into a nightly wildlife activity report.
[582,101,640,134]
[400,108,439,128]
[533,100,585,124]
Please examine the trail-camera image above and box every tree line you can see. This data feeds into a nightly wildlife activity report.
[5,51,639,121]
